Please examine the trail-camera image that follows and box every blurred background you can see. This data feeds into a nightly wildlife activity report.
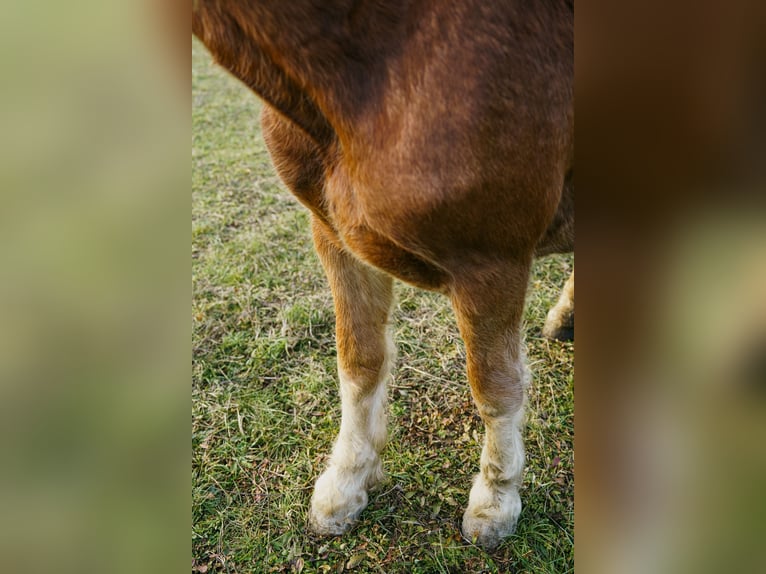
[0,1,188,573]
[577,0,766,572]
[0,0,763,572]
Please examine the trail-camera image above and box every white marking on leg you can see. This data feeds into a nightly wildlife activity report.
[463,360,529,549]
[309,331,394,535]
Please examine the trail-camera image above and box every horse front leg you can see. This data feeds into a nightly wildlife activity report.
[308,218,395,535]
[451,260,532,549]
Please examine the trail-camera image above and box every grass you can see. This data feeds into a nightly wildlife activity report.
[192,38,574,573]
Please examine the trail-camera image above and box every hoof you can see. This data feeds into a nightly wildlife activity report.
[542,309,574,341]
[461,483,521,550]
[542,322,574,341]
[308,506,359,536]
[307,466,372,536]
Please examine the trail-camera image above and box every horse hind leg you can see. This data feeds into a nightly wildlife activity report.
[543,269,574,341]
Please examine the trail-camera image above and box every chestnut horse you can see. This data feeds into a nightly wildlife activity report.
[193,0,573,549]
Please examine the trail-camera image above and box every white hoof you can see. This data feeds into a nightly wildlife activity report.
[461,477,521,550]
[308,464,379,535]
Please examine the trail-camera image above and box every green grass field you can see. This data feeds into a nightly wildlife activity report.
[192,38,573,573]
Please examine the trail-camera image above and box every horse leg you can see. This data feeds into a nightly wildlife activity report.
[308,217,395,535]
[451,260,531,549]
[543,269,574,341]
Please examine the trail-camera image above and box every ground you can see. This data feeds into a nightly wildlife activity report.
[193,38,573,574]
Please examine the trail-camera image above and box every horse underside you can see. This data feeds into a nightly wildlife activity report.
[260,103,574,294]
